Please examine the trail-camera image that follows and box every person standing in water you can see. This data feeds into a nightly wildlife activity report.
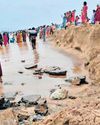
[0,33,3,48]
[42,25,46,42]
[29,27,37,49]
[0,63,2,82]
[3,33,8,47]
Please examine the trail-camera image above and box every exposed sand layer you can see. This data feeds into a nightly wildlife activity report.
[52,24,100,84]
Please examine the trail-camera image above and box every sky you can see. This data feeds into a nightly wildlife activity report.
[0,0,100,31]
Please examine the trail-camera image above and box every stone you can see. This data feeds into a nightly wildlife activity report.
[48,70,67,76]
[68,96,77,99]
[21,60,25,63]
[44,66,61,73]
[50,89,56,95]
[65,76,88,86]
[21,83,26,86]
[34,104,48,116]
[37,98,47,105]
[21,95,41,106]
[44,66,67,76]
[25,64,38,69]
[33,68,44,76]
[18,71,24,74]
[30,114,43,122]
[4,82,12,86]
[0,96,11,109]
[50,88,68,100]
[4,92,18,101]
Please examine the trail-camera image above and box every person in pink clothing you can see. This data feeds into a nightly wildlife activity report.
[3,33,8,47]
[71,10,76,24]
[95,5,100,23]
[81,1,88,23]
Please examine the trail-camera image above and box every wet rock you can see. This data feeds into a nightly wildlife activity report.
[50,88,68,100]
[84,62,90,67]
[4,82,13,86]
[65,76,88,85]
[48,70,67,76]
[21,60,25,63]
[25,64,38,69]
[18,71,24,74]
[37,98,47,105]
[4,92,18,101]
[33,68,43,75]
[0,96,11,109]
[34,103,48,116]
[30,114,44,122]
[74,47,82,52]
[44,66,61,73]
[68,96,77,99]
[44,66,67,76]
[50,89,56,95]
[21,95,41,106]
[21,83,26,86]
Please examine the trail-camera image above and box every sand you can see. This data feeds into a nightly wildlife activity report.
[32,24,100,125]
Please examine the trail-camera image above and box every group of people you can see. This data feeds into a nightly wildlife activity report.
[0,31,27,48]
[16,31,27,43]
[0,32,9,47]
[39,24,56,42]
[62,1,100,28]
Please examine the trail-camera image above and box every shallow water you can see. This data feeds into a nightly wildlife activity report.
[0,38,83,97]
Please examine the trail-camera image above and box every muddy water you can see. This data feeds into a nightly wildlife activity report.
[0,39,84,97]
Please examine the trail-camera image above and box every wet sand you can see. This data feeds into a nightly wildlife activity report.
[0,38,85,98]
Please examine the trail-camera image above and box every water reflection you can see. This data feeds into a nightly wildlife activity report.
[33,49,39,64]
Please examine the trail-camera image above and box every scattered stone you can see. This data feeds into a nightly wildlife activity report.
[48,70,67,76]
[4,82,13,85]
[50,88,68,100]
[25,64,38,69]
[68,96,77,99]
[44,66,61,73]
[0,96,11,109]
[4,92,18,101]
[30,114,44,122]
[21,95,41,106]
[38,75,42,79]
[65,76,88,85]
[18,71,24,74]
[34,104,48,116]
[50,89,56,95]
[37,98,47,105]
[74,47,82,52]
[84,62,90,67]
[33,68,43,75]
[21,83,26,86]
[21,60,25,63]
[44,66,67,76]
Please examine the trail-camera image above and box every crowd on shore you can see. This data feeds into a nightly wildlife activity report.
[62,2,100,28]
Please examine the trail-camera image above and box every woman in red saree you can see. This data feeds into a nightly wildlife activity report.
[95,5,100,23]
[3,33,8,46]
[81,1,88,23]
